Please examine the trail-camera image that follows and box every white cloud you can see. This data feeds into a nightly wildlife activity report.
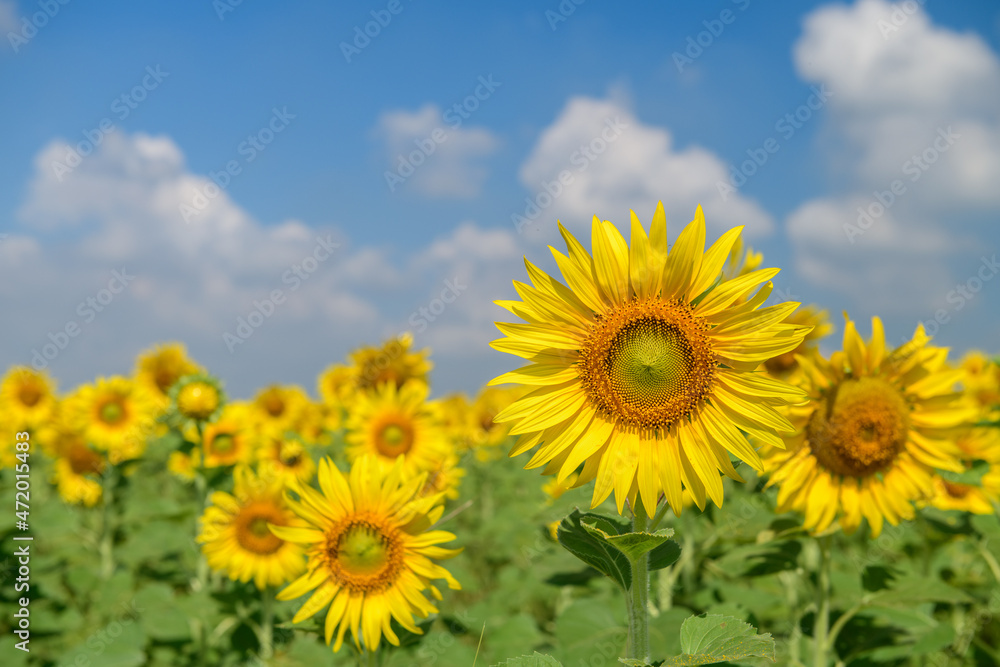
[785,0,1000,311]
[5,131,523,396]
[374,104,499,198]
[517,96,775,238]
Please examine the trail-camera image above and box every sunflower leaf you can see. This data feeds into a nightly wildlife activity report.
[492,652,564,666]
[658,614,775,666]
[557,510,632,590]
[581,520,676,564]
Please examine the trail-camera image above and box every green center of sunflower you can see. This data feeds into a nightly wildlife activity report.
[337,525,390,576]
[99,400,125,425]
[807,377,910,477]
[581,298,716,429]
[212,434,235,454]
[376,421,413,458]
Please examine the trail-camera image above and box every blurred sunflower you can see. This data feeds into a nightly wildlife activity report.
[0,366,58,428]
[49,424,106,507]
[419,454,465,501]
[168,450,199,481]
[762,306,834,379]
[197,465,307,590]
[168,373,225,428]
[134,342,202,408]
[256,434,316,487]
[960,351,1000,417]
[64,376,158,464]
[186,403,255,468]
[927,427,1000,514]
[463,386,525,461]
[273,456,461,652]
[763,316,973,537]
[344,380,452,478]
[491,204,810,514]
[318,334,432,404]
[250,385,310,438]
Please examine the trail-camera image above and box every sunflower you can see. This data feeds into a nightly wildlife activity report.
[0,366,58,428]
[960,351,1000,417]
[490,204,811,514]
[197,465,307,590]
[168,450,199,481]
[926,427,999,514]
[419,454,465,501]
[256,434,316,487]
[250,385,310,438]
[763,306,834,379]
[319,334,433,404]
[135,343,203,408]
[51,427,106,507]
[187,402,255,468]
[273,455,461,652]
[64,376,159,464]
[464,386,526,461]
[344,380,452,479]
[763,316,973,537]
[168,373,225,428]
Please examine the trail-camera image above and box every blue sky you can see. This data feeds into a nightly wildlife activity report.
[2,0,999,398]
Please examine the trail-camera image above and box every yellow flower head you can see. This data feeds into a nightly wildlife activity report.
[190,402,255,468]
[960,350,1000,415]
[344,380,452,479]
[250,384,310,437]
[197,465,307,590]
[64,376,158,464]
[491,204,811,515]
[419,454,465,501]
[256,434,316,488]
[135,343,203,406]
[50,424,106,507]
[763,315,974,537]
[274,455,461,652]
[319,333,433,404]
[763,306,834,379]
[0,366,58,429]
[169,374,225,426]
[168,450,199,481]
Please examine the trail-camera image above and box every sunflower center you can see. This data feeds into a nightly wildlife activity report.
[67,442,104,476]
[376,420,413,458]
[99,399,126,425]
[942,480,972,499]
[18,382,43,407]
[154,367,179,393]
[278,442,303,467]
[580,298,716,429]
[235,503,285,555]
[807,377,910,477]
[211,434,235,454]
[263,393,285,417]
[327,518,403,593]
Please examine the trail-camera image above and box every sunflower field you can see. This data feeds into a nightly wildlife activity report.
[2,205,1000,667]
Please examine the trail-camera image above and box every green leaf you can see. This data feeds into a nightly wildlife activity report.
[938,460,990,485]
[557,510,632,590]
[861,565,898,592]
[660,614,775,666]
[492,653,563,666]
[869,576,972,605]
[648,539,682,571]
[581,520,677,563]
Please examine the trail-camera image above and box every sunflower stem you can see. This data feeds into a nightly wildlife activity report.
[627,497,651,661]
[99,465,117,579]
[259,585,274,661]
[813,534,833,667]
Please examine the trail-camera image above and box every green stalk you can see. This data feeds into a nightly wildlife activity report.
[259,585,274,660]
[627,497,651,661]
[99,466,117,579]
[813,535,833,667]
